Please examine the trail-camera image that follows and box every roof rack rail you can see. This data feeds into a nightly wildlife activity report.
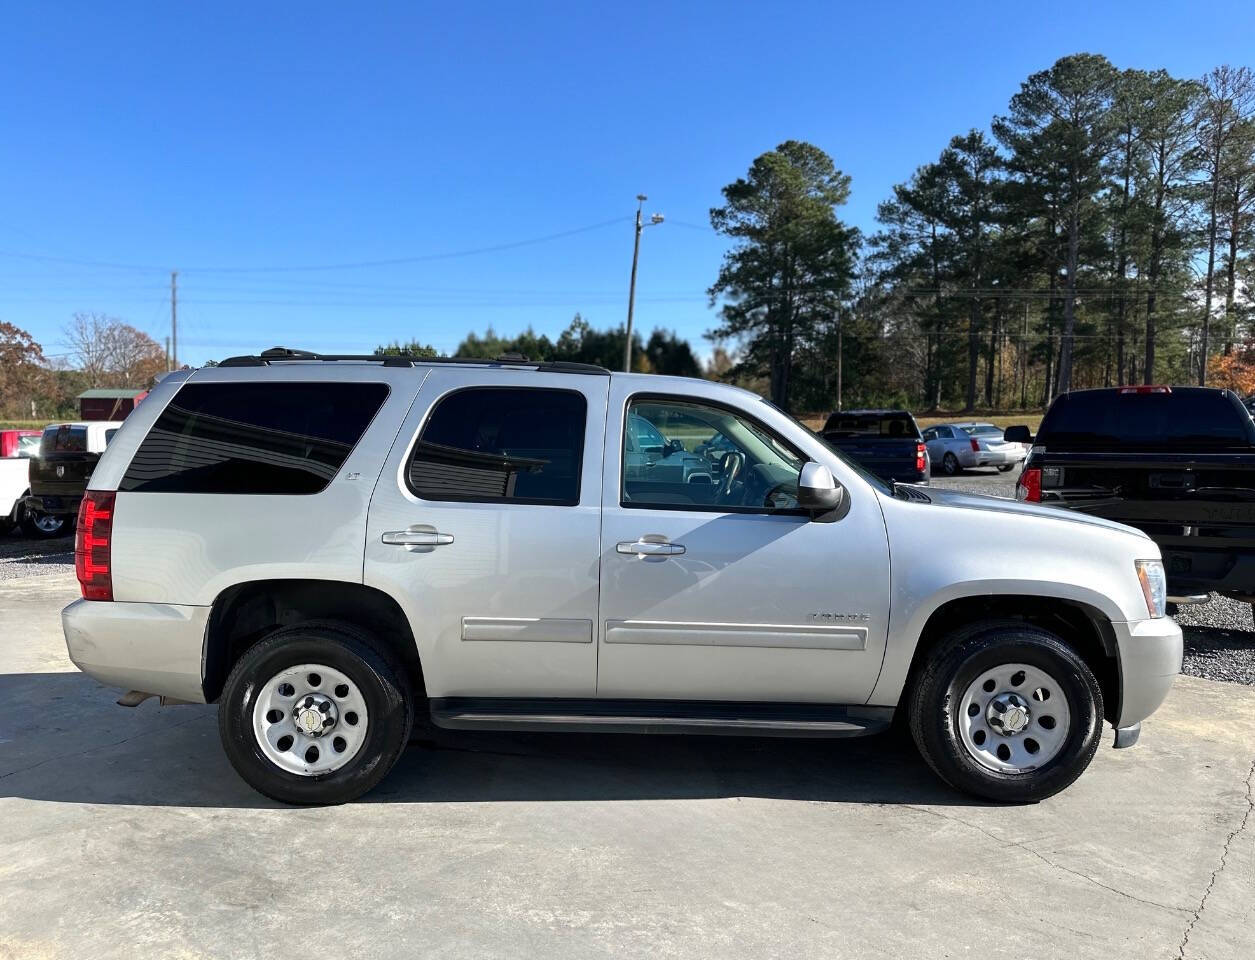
[217,347,611,375]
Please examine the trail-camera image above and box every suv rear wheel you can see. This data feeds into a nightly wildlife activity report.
[908,620,1103,802]
[218,620,413,805]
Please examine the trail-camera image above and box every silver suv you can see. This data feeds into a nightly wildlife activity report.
[61,349,1182,805]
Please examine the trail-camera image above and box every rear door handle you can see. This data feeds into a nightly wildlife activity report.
[617,539,685,557]
[383,529,454,547]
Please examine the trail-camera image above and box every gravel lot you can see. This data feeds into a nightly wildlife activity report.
[0,530,72,582]
[5,470,1253,685]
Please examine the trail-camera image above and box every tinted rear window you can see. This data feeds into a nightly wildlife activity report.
[120,381,389,494]
[43,426,88,454]
[1037,390,1255,449]
[823,413,919,439]
[409,387,586,504]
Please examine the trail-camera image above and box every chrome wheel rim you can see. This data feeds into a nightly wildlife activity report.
[252,663,369,776]
[958,662,1071,773]
[32,512,63,533]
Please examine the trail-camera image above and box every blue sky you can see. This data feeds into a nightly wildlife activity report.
[2,1,1254,367]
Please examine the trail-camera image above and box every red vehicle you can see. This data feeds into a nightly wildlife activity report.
[0,429,40,459]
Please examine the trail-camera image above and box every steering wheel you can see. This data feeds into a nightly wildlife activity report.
[718,451,745,498]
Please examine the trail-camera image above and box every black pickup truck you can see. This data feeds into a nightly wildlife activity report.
[1009,386,1255,604]
[820,409,929,485]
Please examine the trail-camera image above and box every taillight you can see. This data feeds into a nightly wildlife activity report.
[1016,468,1042,503]
[75,491,115,601]
[915,443,926,473]
[970,438,980,452]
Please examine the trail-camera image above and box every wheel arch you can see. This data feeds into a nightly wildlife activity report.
[203,579,424,703]
[876,591,1121,725]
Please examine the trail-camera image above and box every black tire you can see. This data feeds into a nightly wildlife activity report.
[218,620,414,805]
[908,620,1103,803]
[997,464,1015,473]
[19,507,68,539]
[0,515,13,536]
[941,452,960,476]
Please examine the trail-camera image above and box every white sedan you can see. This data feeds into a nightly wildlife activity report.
[922,422,1027,476]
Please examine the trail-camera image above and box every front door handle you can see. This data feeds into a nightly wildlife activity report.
[617,539,685,557]
[383,529,454,547]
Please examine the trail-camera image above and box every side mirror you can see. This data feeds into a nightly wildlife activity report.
[1004,425,1032,444]
[797,461,844,514]
[665,438,685,456]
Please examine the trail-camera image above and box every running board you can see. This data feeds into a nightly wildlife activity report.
[429,698,894,738]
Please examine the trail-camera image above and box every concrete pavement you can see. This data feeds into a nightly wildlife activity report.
[0,573,1251,959]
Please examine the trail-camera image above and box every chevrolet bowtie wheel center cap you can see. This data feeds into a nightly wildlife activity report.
[986,692,1032,736]
[293,694,337,737]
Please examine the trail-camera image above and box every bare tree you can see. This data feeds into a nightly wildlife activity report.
[62,313,166,389]
[62,313,115,387]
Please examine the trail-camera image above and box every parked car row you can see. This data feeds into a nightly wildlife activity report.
[817,410,1028,486]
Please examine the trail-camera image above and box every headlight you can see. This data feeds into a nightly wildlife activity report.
[1135,560,1167,619]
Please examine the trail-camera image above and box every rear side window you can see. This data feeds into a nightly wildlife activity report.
[120,381,389,494]
[1037,389,1255,450]
[409,387,586,505]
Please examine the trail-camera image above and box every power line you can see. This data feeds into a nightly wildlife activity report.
[0,216,632,274]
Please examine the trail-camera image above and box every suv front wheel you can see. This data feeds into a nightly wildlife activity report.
[908,620,1103,802]
[219,620,413,805]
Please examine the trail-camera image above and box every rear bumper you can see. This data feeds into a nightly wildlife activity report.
[1159,545,1255,600]
[1112,616,1183,728]
[24,494,81,516]
[970,449,1023,467]
[62,598,209,703]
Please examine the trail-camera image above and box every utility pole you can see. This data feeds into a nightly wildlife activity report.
[624,194,664,372]
[170,270,179,370]
[835,314,843,412]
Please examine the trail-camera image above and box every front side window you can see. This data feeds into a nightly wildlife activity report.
[622,397,804,513]
[409,387,586,505]
[120,381,389,494]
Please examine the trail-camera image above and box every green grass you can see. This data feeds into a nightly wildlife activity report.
[0,421,44,430]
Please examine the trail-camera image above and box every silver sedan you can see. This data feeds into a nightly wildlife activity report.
[922,422,1027,476]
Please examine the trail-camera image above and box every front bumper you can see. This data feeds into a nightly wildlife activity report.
[1112,616,1183,729]
[62,598,209,703]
